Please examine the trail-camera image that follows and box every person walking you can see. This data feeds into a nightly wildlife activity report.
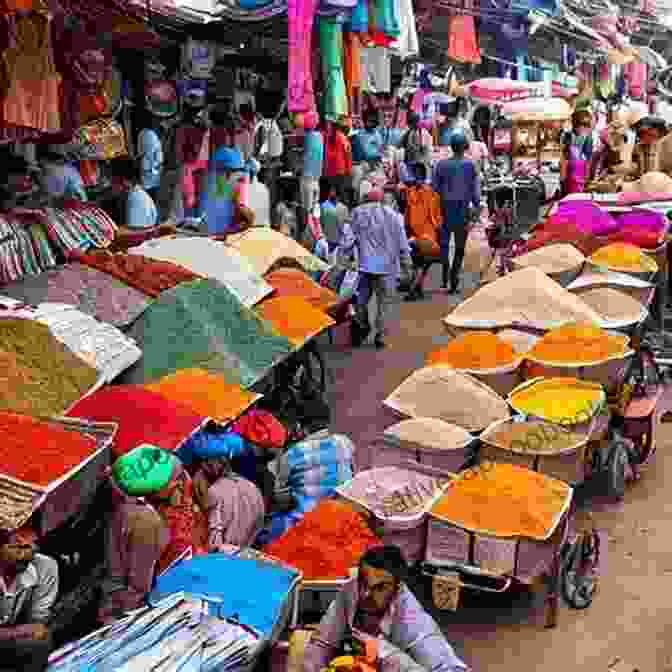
[432,131,480,294]
[340,190,412,349]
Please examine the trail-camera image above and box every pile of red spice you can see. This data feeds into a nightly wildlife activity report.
[263,500,380,579]
[0,412,97,486]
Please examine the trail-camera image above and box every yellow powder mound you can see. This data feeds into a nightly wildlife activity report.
[527,322,630,365]
[508,377,605,425]
[589,243,658,273]
[426,332,518,370]
[431,462,571,540]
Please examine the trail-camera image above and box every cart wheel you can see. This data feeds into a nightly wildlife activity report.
[295,342,327,398]
[606,439,629,499]
[560,534,599,609]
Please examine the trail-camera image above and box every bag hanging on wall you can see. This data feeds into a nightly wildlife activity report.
[71,118,128,160]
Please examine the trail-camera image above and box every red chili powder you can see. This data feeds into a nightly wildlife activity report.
[0,412,97,486]
[263,500,380,579]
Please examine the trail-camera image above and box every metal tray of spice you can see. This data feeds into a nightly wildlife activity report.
[0,416,117,534]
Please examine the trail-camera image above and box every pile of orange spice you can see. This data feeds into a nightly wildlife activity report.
[528,322,629,365]
[255,296,335,346]
[263,500,380,579]
[264,268,340,315]
[145,368,259,422]
[589,243,657,272]
[431,462,570,540]
[426,331,518,370]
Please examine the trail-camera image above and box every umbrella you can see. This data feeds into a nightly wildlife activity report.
[502,97,571,121]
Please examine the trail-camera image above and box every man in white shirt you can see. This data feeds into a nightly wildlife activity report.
[0,525,58,672]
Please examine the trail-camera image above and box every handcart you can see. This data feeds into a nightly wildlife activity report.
[421,464,599,627]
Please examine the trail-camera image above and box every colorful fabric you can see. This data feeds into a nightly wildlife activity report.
[320,17,349,120]
[303,579,468,672]
[71,250,198,298]
[0,262,149,327]
[325,130,353,177]
[66,385,206,459]
[288,0,320,114]
[42,161,88,201]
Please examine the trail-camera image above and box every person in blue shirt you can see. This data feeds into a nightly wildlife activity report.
[352,110,384,163]
[432,131,480,294]
[110,157,159,229]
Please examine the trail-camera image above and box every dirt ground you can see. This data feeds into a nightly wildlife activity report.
[319,268,672,672]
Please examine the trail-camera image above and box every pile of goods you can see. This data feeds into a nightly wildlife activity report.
[263,499,380,579]
[481,418,586,455]
[527,322,630,365]
[426,332,518,370]
[589,243,658,273]
[508,377,606,425]
[430,462,571,540]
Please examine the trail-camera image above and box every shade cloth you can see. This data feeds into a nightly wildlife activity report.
[129,236,273,307]
[123,279,293,388]
[226,229,330,276]
[443,267,605,330]
[149,553,300,637]
[0,262,150,327]
[66,385,207,458]
[384,366,510,432]
[502,97,571,121]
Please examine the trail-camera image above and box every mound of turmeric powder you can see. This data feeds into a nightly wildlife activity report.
[431,462,571,540]
[426,332,518,370]
[589,243,658,273]
[527,321,630,365]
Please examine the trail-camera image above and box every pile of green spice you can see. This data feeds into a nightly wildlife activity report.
[0,318,98,416]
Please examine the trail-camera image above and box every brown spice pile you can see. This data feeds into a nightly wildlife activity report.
[0,319,98,416]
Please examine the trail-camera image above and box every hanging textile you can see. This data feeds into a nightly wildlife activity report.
[287,0,320,114]
[447,16,481,65]
[360,46,391,93]
[343,32,362,111]
[1,11,61,132]
[319,16,349,119]
[391,0,419,60]
[346,0,369,32]
[367,0,400,46]
[624,61,648,100]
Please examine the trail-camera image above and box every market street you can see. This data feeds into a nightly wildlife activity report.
[322,268,672,672]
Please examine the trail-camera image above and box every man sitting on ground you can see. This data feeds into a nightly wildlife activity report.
[0,524,58,672]
[303,545,469,672]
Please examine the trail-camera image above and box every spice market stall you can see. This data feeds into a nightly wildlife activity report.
[422,463,598,625]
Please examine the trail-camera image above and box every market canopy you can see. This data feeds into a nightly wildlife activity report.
[465,78,548,103]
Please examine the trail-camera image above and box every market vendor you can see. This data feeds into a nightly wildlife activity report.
[190,437,266,551]
[0,524,58,672]
[99,465,168,625]
[302,545,469,672]
[560,109,595,195]
[109,157,159,229]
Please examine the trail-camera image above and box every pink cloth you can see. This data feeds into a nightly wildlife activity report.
[288,0,320,114]
[624,61,648,100]
[618,192,672,205]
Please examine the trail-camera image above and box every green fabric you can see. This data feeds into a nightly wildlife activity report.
[127,278,294,388]
[319,17,348,120]
[113,445,177,496]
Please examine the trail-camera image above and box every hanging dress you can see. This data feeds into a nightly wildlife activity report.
[287,0,320,114]
[319,16,348,120]
[446,0,481,64]
[563,133,593,194]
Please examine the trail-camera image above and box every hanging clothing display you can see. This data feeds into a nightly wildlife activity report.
[287,0,320,114]
[1,11,61,132]
[346,0,369,32]
[175,126,210,211]
[360,46,391,93]
[343,32,362,112]
[319,16,348,120]
[446,0,481,65]
[368,0,400,46]
[391,0,419,60]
